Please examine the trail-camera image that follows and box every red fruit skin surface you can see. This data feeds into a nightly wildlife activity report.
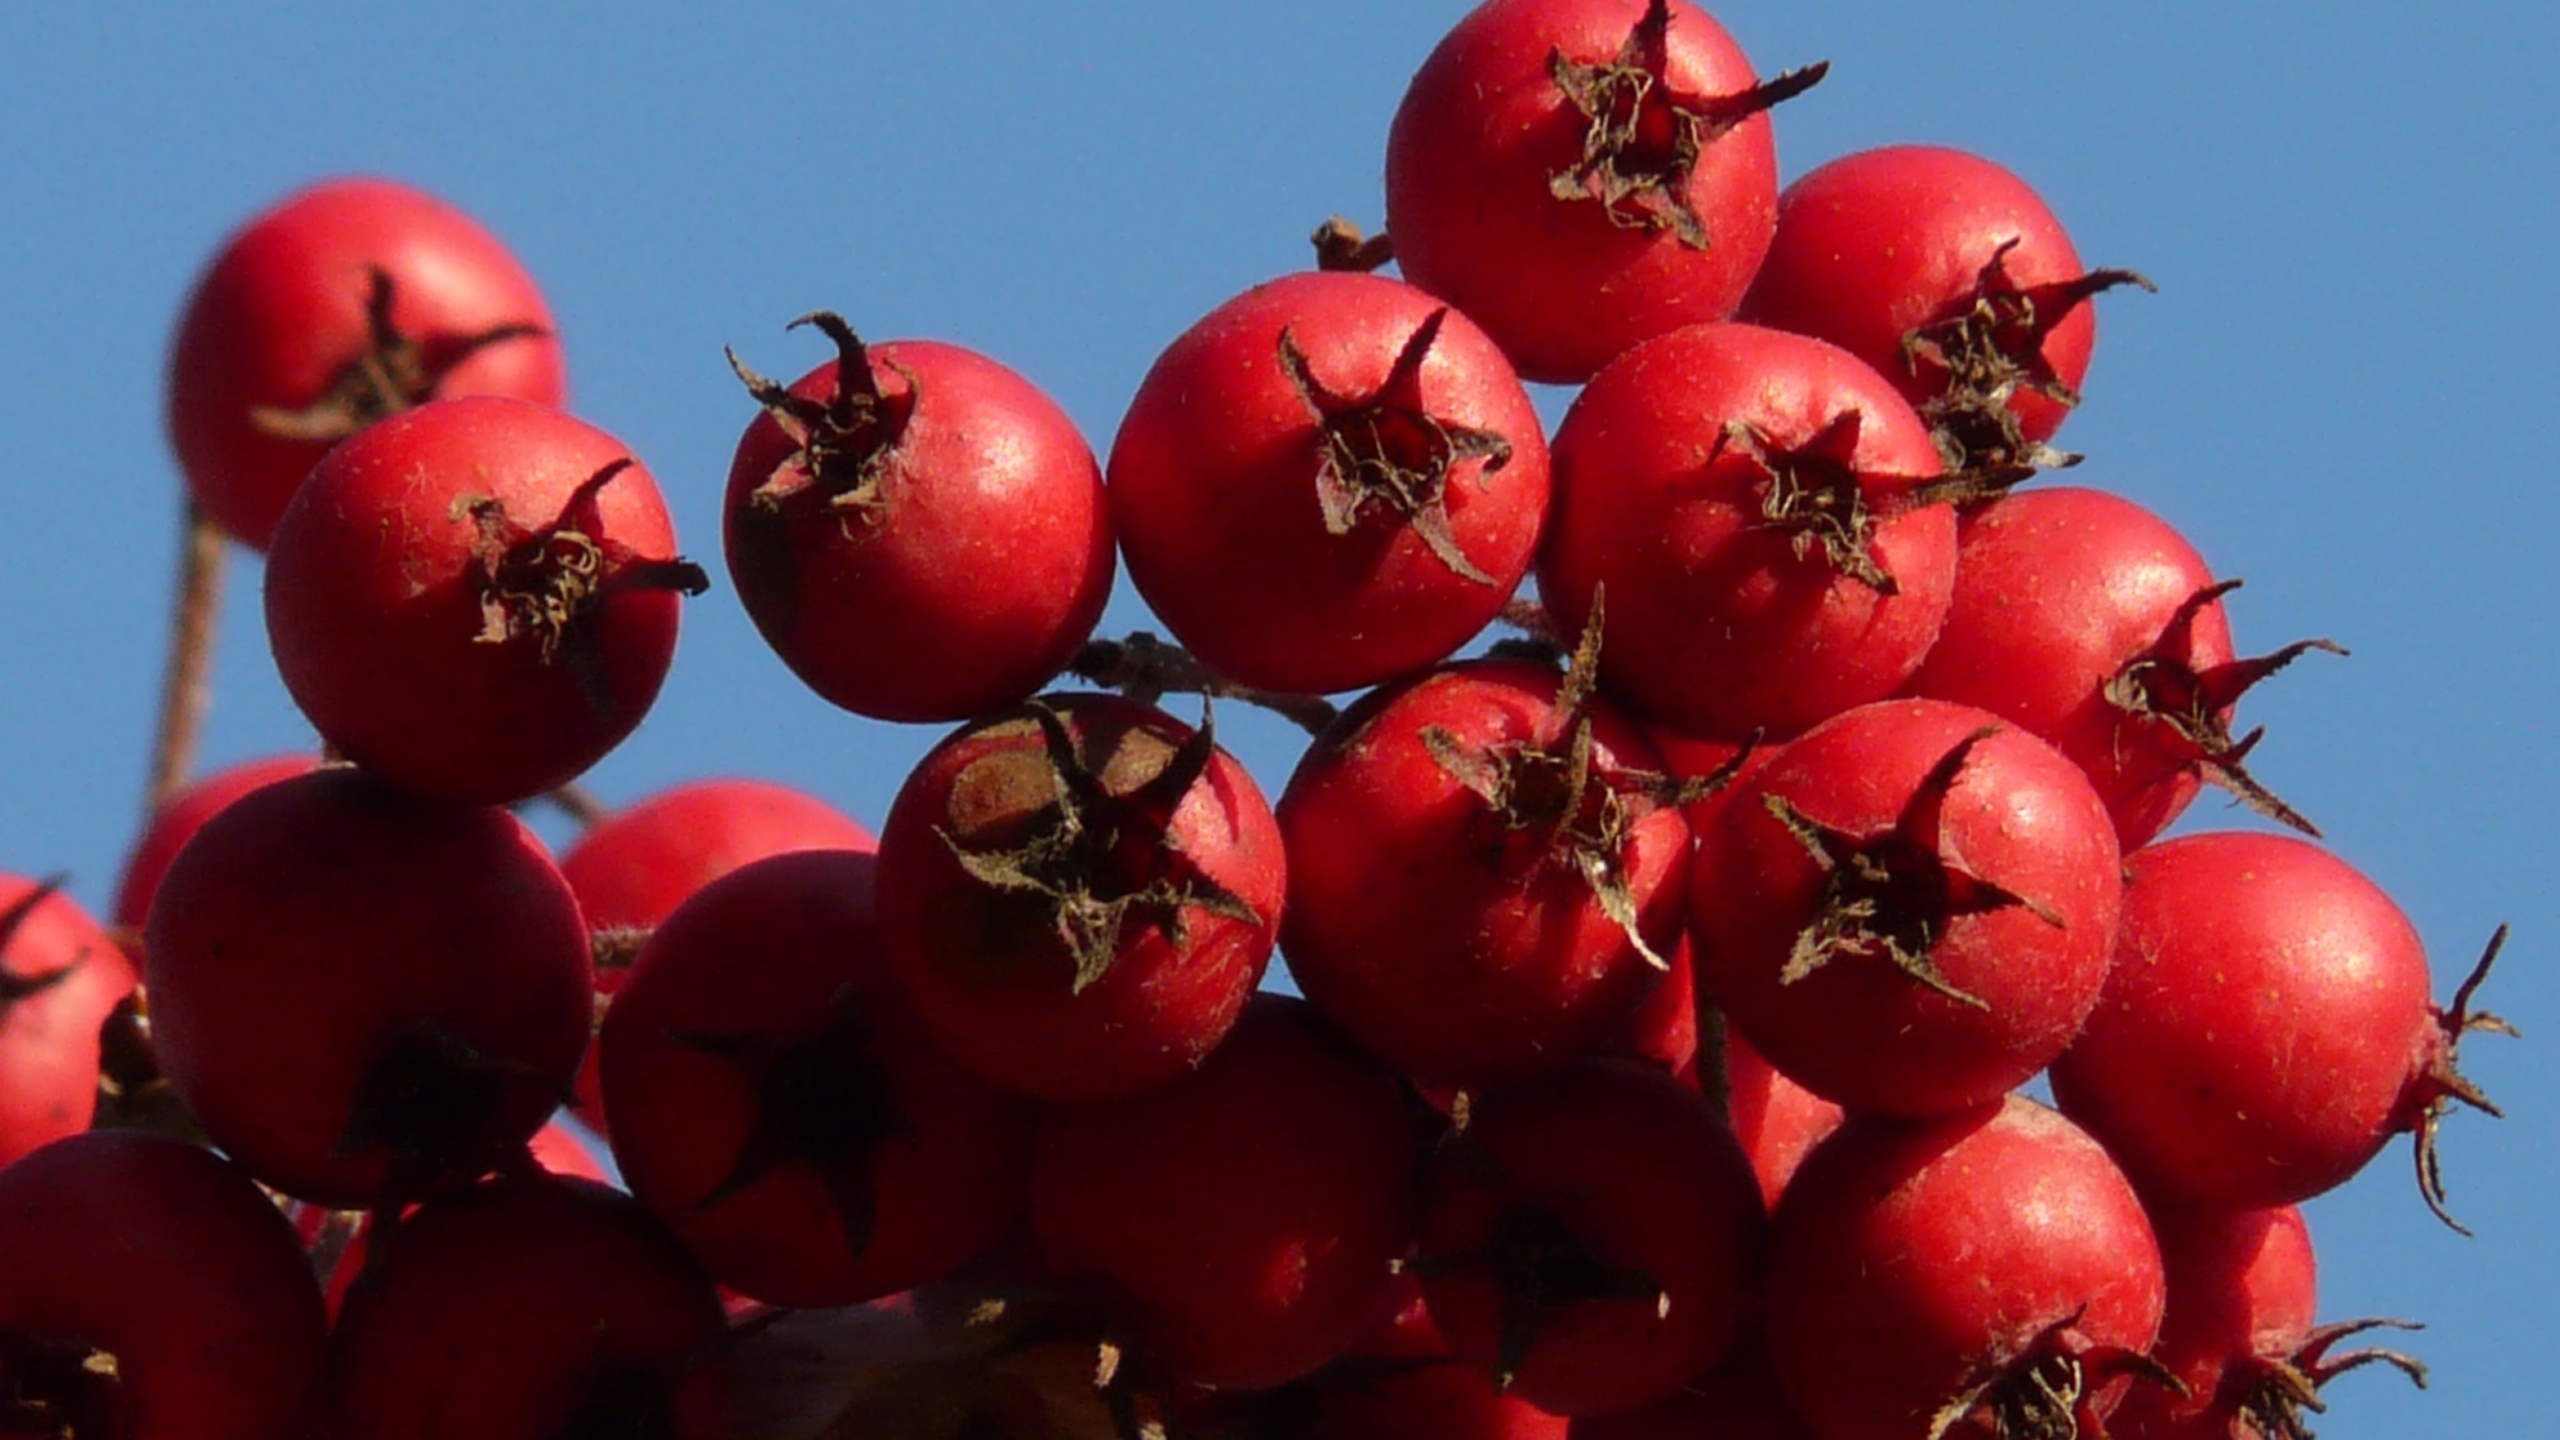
[166,176,564,550]
[111,753,324,931]
[1722,1020,1844,1213]
[1569,1340,1819,1440]
[1765,1098,2166,1440]
[876,695,1284,1102]
[1278,659,1690,1089]
[1904,487,2236,849]
[0,1131,329,1440]
[1030,995,1418,1390]
[725,338,1114,723]
[601,850,1031,1308]
[1387,0,1784,383]
[2050,832,2444,1210]
[143,768,593,1207]
[330,1177,726,1440]
[1420,1059,1766,1417]
[561,776,876,1131]
[1692,699,2122,1116]
[265,394,690,806]
[1109,270,1549,695]
[2110,1205,2320,1440]
[1739,145,2099,449]
[1538,323,1956,740]
[0,878,134,1169]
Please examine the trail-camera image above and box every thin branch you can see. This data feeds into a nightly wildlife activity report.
[146,501,228,816]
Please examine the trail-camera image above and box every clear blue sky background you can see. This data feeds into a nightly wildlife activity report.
[2,4,2552,1432]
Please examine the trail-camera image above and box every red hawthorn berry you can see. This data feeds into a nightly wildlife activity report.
[1569,1339,1819,1440]
[166,176,564,550]
[1386,0,1826,383]
[1277,633,1707,1090]
[600,850,1032,1308]
[1765,1097,2170,1440]
[0,876,134,1169]
[1905,485,2340,848]
[0,1131,330,1440]
[723,313,1115,723]
[265,394,707,806]
[111,753,322,933]
[875,694,1284,1103]
[2051,831,2511,1225]
[1738,144,2151,481]
[1108,270,1549,695]
[1537,322,1957,740]
[2112,1204,2426,1440]
[143,767,593,1207]
[1692,699,2121,1117]
[559,775,876,1132]
[1029,995,1418,1390]
[1720,1019,1842,1214]
[329,1177,726,1440]
[1416,1057,1765,1417]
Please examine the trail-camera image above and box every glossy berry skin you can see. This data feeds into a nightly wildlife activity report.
[561,776,876,1132]
[1279,658,1690,1089]
[330,1177,726,1440]
[725,328,1113,723]
[1109,271,1548,694]
[143,767,592,1207]
[1387,0,1803,383]
[1030,995,1418,1390]
[266,394,700,806]
[0,876,135,1169]
[112,753,323,931]
[1538,323,1956,740]
[1722,1020,1843,1213]
[876,694,1284,1102]
[1417,1058,1765,1417]
[1739,146,2125,471]
[1905,487,2237,848]
[0,1131,330,1440]
[167,177,563,550]
[1765,1098,2167,1440]
[2109,1205,2330,1440]
[2051,832,2477,1211]
[1691,699,2122,1117]
[600,851,1031,1308]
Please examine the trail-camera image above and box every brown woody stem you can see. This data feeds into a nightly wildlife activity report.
[146,501,227,817]
[1068,632,1339,737]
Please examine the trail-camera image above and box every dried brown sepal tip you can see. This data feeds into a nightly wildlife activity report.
[0,1337,124,1440]
[2100,578,2344,838]
[1311,216,1396,273]
[1412,1197,1667,1393]
[0,874,75,1013]
[1765,727,2063,1011]
[251,265,549,443]
[332,1017,562,1204]
[1279,308,1512,585]
[1067,630,1340,737]
[2407,924,2517,1236]
[1546,0,1826,248]
[2232,1317,2427,1440]
[725,309,920,517]
[461,457,710,716]
[1928,1312,2185,1440]
[1717,409,1922,594]
[936,700,1262,996]
[1901,239,2156,491]
[1418,594,1742,972]
[664,983,903,1261]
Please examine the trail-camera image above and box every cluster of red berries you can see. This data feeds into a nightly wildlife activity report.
[0,2,2512,1438]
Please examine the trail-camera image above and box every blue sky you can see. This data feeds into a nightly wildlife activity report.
[2,4,2553,1432]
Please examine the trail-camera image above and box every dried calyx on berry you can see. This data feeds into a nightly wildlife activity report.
[726,310,918,519]
[1546,0,1827,248]
[1716,409,1931,594]
[250,266,547,444]
[1927,1310,2184,1440]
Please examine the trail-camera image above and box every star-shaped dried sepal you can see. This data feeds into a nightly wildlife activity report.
[1279,308,1514,584]
[2099,578,2344,838]
[1900,239,2155,491]
[0,875,76,1020]
[1927,1310,2184,1440]
[251,265,549,444]
[460,458,711,716]
[937,700,1264,996]
[725,310,920,521]
[2225,1316,2428,1440]
[1717,409,1932,595]
[1763,727,2064,1010]
[1545,0,1827,248]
